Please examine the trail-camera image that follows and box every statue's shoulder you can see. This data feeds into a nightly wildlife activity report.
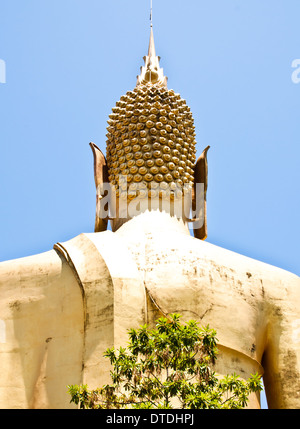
[0,248,62,286]
[126,221,300,297]
[190,235,300,297]
[0,232,112,289]
[0,230,140,290]
[0,232,104,284]
[55,231,142,282]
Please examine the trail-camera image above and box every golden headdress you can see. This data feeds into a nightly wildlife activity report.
[90,28,209,238]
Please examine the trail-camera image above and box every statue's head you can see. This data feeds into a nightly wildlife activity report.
[91,29,209,239]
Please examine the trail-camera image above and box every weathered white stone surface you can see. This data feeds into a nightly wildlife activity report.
[0,210,299,408]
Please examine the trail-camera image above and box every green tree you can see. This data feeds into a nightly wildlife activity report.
[68,314,262,409]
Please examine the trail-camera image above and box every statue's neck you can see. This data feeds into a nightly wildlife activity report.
[115,210,191,240]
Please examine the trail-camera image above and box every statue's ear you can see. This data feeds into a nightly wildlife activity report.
[89,142,109,232]
[192,146,210,240]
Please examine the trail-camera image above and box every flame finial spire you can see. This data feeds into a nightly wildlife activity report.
[150,0,153,28]
[136,1,167,88]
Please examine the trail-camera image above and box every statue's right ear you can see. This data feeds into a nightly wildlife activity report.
[192,146,210,240]
[89,142,109,232]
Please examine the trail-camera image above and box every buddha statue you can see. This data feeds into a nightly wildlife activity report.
[0,27,299,410]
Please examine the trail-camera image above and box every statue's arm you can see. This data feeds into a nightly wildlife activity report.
[262,273,300,409]
[0,249,83,408]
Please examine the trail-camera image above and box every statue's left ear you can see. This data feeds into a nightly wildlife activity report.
[192,146,210,240]
[89,142,109,232]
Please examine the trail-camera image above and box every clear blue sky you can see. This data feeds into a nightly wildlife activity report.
[1,0,300,409]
